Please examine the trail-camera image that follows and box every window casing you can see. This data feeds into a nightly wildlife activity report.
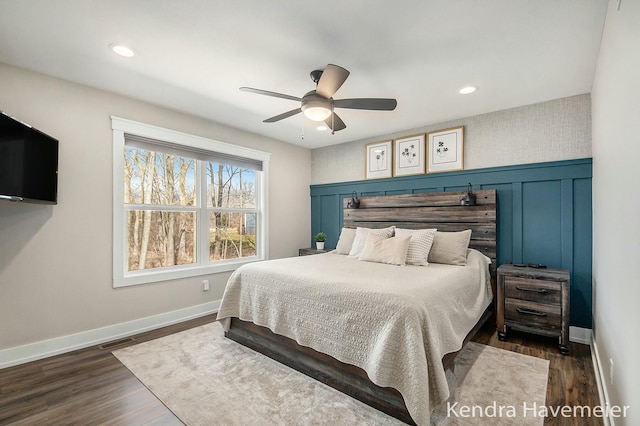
[112,117,270,287]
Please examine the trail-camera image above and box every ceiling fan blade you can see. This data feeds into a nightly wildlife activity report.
[263,108,302,123]
[333,98,397,110]
[316,64,350,99]
[324,112,346,132]
[240,87,301,102]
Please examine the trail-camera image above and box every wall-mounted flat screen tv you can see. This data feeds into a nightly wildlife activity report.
[0,110,58,204]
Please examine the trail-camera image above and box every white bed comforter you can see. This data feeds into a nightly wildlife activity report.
[217,249,492,426]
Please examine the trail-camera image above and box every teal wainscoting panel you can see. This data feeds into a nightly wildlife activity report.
[314,195,341,248]
[310,195,321,247]
[511,182,524,264]
[572,178,593,328]
[310,158,593,328]
[522,180,563,268]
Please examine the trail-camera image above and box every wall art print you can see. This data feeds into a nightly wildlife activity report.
[365,140,393,179]
[393,134,425,177]
[427,126,464,173]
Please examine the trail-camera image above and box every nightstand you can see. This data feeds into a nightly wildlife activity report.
[497,264,570,355]
[298,247,331,256]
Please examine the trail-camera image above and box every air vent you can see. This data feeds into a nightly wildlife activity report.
[99,337,136,350]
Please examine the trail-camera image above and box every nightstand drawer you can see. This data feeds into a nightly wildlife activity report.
[504,276,562,305]
[505,299,561,331]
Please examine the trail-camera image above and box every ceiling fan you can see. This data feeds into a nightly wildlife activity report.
[240,64,397,134]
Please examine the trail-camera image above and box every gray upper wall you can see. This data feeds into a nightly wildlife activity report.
[311,94,591,185]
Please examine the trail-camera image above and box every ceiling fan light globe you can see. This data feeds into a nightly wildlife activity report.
[302,105,331,121]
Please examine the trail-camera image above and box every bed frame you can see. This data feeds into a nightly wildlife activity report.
[225,189,497,425]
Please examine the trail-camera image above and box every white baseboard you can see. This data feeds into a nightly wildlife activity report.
[591,336,613,426]
[0,300,220,370]
[570,329,615,425]
[569,326,592,345]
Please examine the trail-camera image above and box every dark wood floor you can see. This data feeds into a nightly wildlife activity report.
[472,322,603,426]
[0,315,602,425]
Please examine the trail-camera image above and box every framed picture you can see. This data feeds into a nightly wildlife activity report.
[393,134,425,177]
[365,140,393,179]
[426,126,464,173]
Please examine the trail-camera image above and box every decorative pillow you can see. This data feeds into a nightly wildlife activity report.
[394,228,437,266]
[335,227,357,255]
[427,230,472,266]
[358,234,411,266]
[348,226,395,258]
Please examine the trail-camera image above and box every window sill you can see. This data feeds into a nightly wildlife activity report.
[113,257,262,288]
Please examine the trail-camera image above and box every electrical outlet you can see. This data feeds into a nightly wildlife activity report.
[202,279,210,292]
[609,358,614,385]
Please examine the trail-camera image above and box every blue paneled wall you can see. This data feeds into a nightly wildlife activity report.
[310,158,593,329]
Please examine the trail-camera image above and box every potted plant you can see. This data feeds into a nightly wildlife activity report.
[314,232,327,250]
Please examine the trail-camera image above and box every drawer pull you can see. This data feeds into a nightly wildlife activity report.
[516,286,548,294]
[516,307,547,316]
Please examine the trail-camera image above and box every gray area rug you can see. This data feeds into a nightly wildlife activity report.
[113,322,549,425]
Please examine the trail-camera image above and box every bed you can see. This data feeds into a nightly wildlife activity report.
[216,190,497,425]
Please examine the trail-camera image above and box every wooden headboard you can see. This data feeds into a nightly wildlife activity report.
[343,189,497,274]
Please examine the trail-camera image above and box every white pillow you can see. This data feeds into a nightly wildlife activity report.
[394,228,437,266]
[335,228,357,255]
[427,230,472,266]
[348,226,395,258]
[358,234,411,266]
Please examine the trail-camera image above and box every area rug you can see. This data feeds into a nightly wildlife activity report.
[113,322,549,426]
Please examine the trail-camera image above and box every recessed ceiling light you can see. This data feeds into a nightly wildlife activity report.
[110,44,135,58]
[317,125,328,131]
[458,86,478,95]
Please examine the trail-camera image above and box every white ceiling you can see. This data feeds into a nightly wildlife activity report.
[0,1,607,149]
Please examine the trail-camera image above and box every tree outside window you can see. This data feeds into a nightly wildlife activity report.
[123,147,257,273]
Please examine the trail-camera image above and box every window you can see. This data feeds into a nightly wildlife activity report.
[112,117,270,287]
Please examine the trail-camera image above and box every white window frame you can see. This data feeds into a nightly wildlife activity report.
[112,117,270,288]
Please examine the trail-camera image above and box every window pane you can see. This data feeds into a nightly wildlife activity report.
[209,212,256,260]
[206,163,256,208]
[124,147,196,206]
[127,210,196,271]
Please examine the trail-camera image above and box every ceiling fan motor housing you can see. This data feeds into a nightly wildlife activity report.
[301,90,332,121]
[310,69,324,84]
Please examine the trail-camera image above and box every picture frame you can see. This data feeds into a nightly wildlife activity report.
[365,140,393,179]
[393,134,425,177]
[426,126,464,173]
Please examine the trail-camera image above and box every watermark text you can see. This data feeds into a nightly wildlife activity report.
[447,402,630,419]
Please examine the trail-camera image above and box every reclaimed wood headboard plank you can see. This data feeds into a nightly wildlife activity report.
[342,189,498,274]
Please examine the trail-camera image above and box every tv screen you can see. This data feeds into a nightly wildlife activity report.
[0,111,58,204]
